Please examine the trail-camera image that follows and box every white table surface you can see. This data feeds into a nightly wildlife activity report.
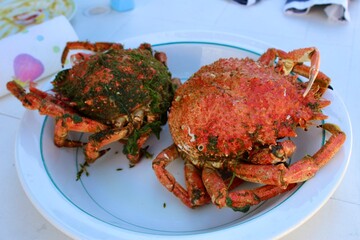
[1,0,360,239]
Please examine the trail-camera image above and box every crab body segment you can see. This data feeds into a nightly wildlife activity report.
[152,47,346,211]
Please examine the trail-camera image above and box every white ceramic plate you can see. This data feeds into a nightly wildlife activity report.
[15,32,352,240]
[0,0,76,39]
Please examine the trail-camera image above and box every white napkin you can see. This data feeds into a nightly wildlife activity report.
[0,15,78,97]
[233,0,351,22]
[284,0,350,22]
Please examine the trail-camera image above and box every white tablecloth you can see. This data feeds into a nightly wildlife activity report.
[1,0,359,239]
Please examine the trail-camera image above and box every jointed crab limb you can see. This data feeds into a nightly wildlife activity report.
[313,124,346,167]
[228,123,346,187]
[125,132,152,164]
[85,109,150,163]
[247,140,296,165]
[85,127,132,163]
[124,111,164,164]
[7,81,109,148]
[152,144,211,208]
[201,166,297,211]
[292,64,331,97]
[153,146,249,208]
[61,41,169,68]
[185,161,212,206]
[226,184,297,212]
[54,115,108,148]
[153,145,298,211]
[8,78,164,164]
[7,81,63,114]
[284,123,346,183]
[202,166,228,208]
[54,119,83,148]
[258,47,321,97]
[227,162,288,186]
[61,41,124,67]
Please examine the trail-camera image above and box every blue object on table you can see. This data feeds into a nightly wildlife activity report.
[110,0,135,12]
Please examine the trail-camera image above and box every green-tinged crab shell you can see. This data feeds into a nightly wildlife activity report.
[52,45,175,124]
[51,44,176,157]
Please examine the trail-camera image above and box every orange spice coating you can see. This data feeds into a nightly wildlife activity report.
[169,58,328,162]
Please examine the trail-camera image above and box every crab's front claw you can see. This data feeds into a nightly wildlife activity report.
[258,47,322,97]
[289,48,320,97]
[280,47,321,97]
[248,140,296,165]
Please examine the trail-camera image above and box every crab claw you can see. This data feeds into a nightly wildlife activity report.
[258,47,321,97]
[302,49,320,97]
[281,47,320,97]
[278,47,320,97]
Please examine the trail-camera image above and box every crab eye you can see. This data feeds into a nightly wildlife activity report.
[197,144,204,151]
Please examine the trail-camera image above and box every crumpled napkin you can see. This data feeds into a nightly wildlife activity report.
[0,15,78,97]
[284,0,350,21]
[233,0,351,22]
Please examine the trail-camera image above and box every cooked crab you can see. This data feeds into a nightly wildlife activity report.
[152,47,346,212]
[7,41,177,165]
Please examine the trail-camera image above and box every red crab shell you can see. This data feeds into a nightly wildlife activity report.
[153,48,345,211]
[169,57,329,164]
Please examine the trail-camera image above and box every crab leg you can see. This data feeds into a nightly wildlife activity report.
[84,109,151,163]
[85,126,133,163]
[125,132,152,165]
[227,162,288,186]
[7,81,108,147]
[226,184,297,212]
[152,144,211,208]
[283,123,346,183]
[258,47,321,97]
[54,115,108,147]
[28,84,109,147]
[227,123,346,187]
[7,81,65,114]
[119,112,162,164]
[247,140,296,165]
[292,64,331,97]
[153,145,246,208]
[61,41,124,67]
[202,165,297,211]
